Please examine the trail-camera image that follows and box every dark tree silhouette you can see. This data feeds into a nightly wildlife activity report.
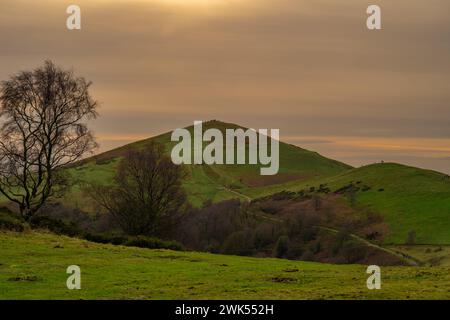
[89,142,187,237]
[0,61,98,220]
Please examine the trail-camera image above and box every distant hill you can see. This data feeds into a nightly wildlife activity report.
[69,120,351,206]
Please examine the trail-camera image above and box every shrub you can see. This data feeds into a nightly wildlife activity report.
[83,233,184,251]
[272,191,296,201]
[84,233,127,245]
[30,216,81,236]
[318,184,330,194]
[259,200,281,215]
[124,236,184,251]
[40,203,112,235]
[0,212,25,232]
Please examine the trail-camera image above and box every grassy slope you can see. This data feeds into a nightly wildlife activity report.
[65,120,351,207]
[244,163,450,245]
[0,231,449,300]
[323,164,450,245]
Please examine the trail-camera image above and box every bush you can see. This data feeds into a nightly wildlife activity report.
[124,236,184,251]
[84,233,127,245]
[30,216,81,236]
[84,233,184,251]
[0,212,25,232]
[259,201,281,215]
[40,203,114,235]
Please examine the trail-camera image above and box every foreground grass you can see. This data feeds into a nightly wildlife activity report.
[0,232,449,300]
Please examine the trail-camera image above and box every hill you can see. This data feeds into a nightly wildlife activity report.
[245,163,450,245]
[67,120,351,207]
[1,231,449,299]
[317,163,450,244]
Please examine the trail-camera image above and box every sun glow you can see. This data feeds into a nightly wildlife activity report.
[93,0,241,12]
[128,0,232,7]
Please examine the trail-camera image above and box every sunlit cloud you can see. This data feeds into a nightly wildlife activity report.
[1,0,449,173]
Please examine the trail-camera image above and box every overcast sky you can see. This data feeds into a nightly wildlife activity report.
[1,0,449,173]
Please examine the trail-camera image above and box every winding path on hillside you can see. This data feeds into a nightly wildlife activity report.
[200,166,252,202]
[219,185,252,202]
[199,166,423,266]
[254,212,422,266]
[316,226,422,266]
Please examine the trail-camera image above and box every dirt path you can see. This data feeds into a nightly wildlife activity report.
[201,166,252,202]
[199,166,422,266]
[316,226,422,266]
[255,212,422,266]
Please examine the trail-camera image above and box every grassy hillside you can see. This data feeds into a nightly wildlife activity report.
[320,164,450,245]
[66,120,351,207]
[0,231,449,300]
[246,163,450,245]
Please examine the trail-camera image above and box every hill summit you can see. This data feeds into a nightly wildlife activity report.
[66,120,450,245]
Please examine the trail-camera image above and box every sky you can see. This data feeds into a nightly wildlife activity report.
[1,0,449,174]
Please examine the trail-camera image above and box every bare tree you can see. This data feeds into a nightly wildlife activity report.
[0,61,98,220]
[88,142,187,237]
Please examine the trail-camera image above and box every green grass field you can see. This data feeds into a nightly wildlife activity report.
[1,231,449,300]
